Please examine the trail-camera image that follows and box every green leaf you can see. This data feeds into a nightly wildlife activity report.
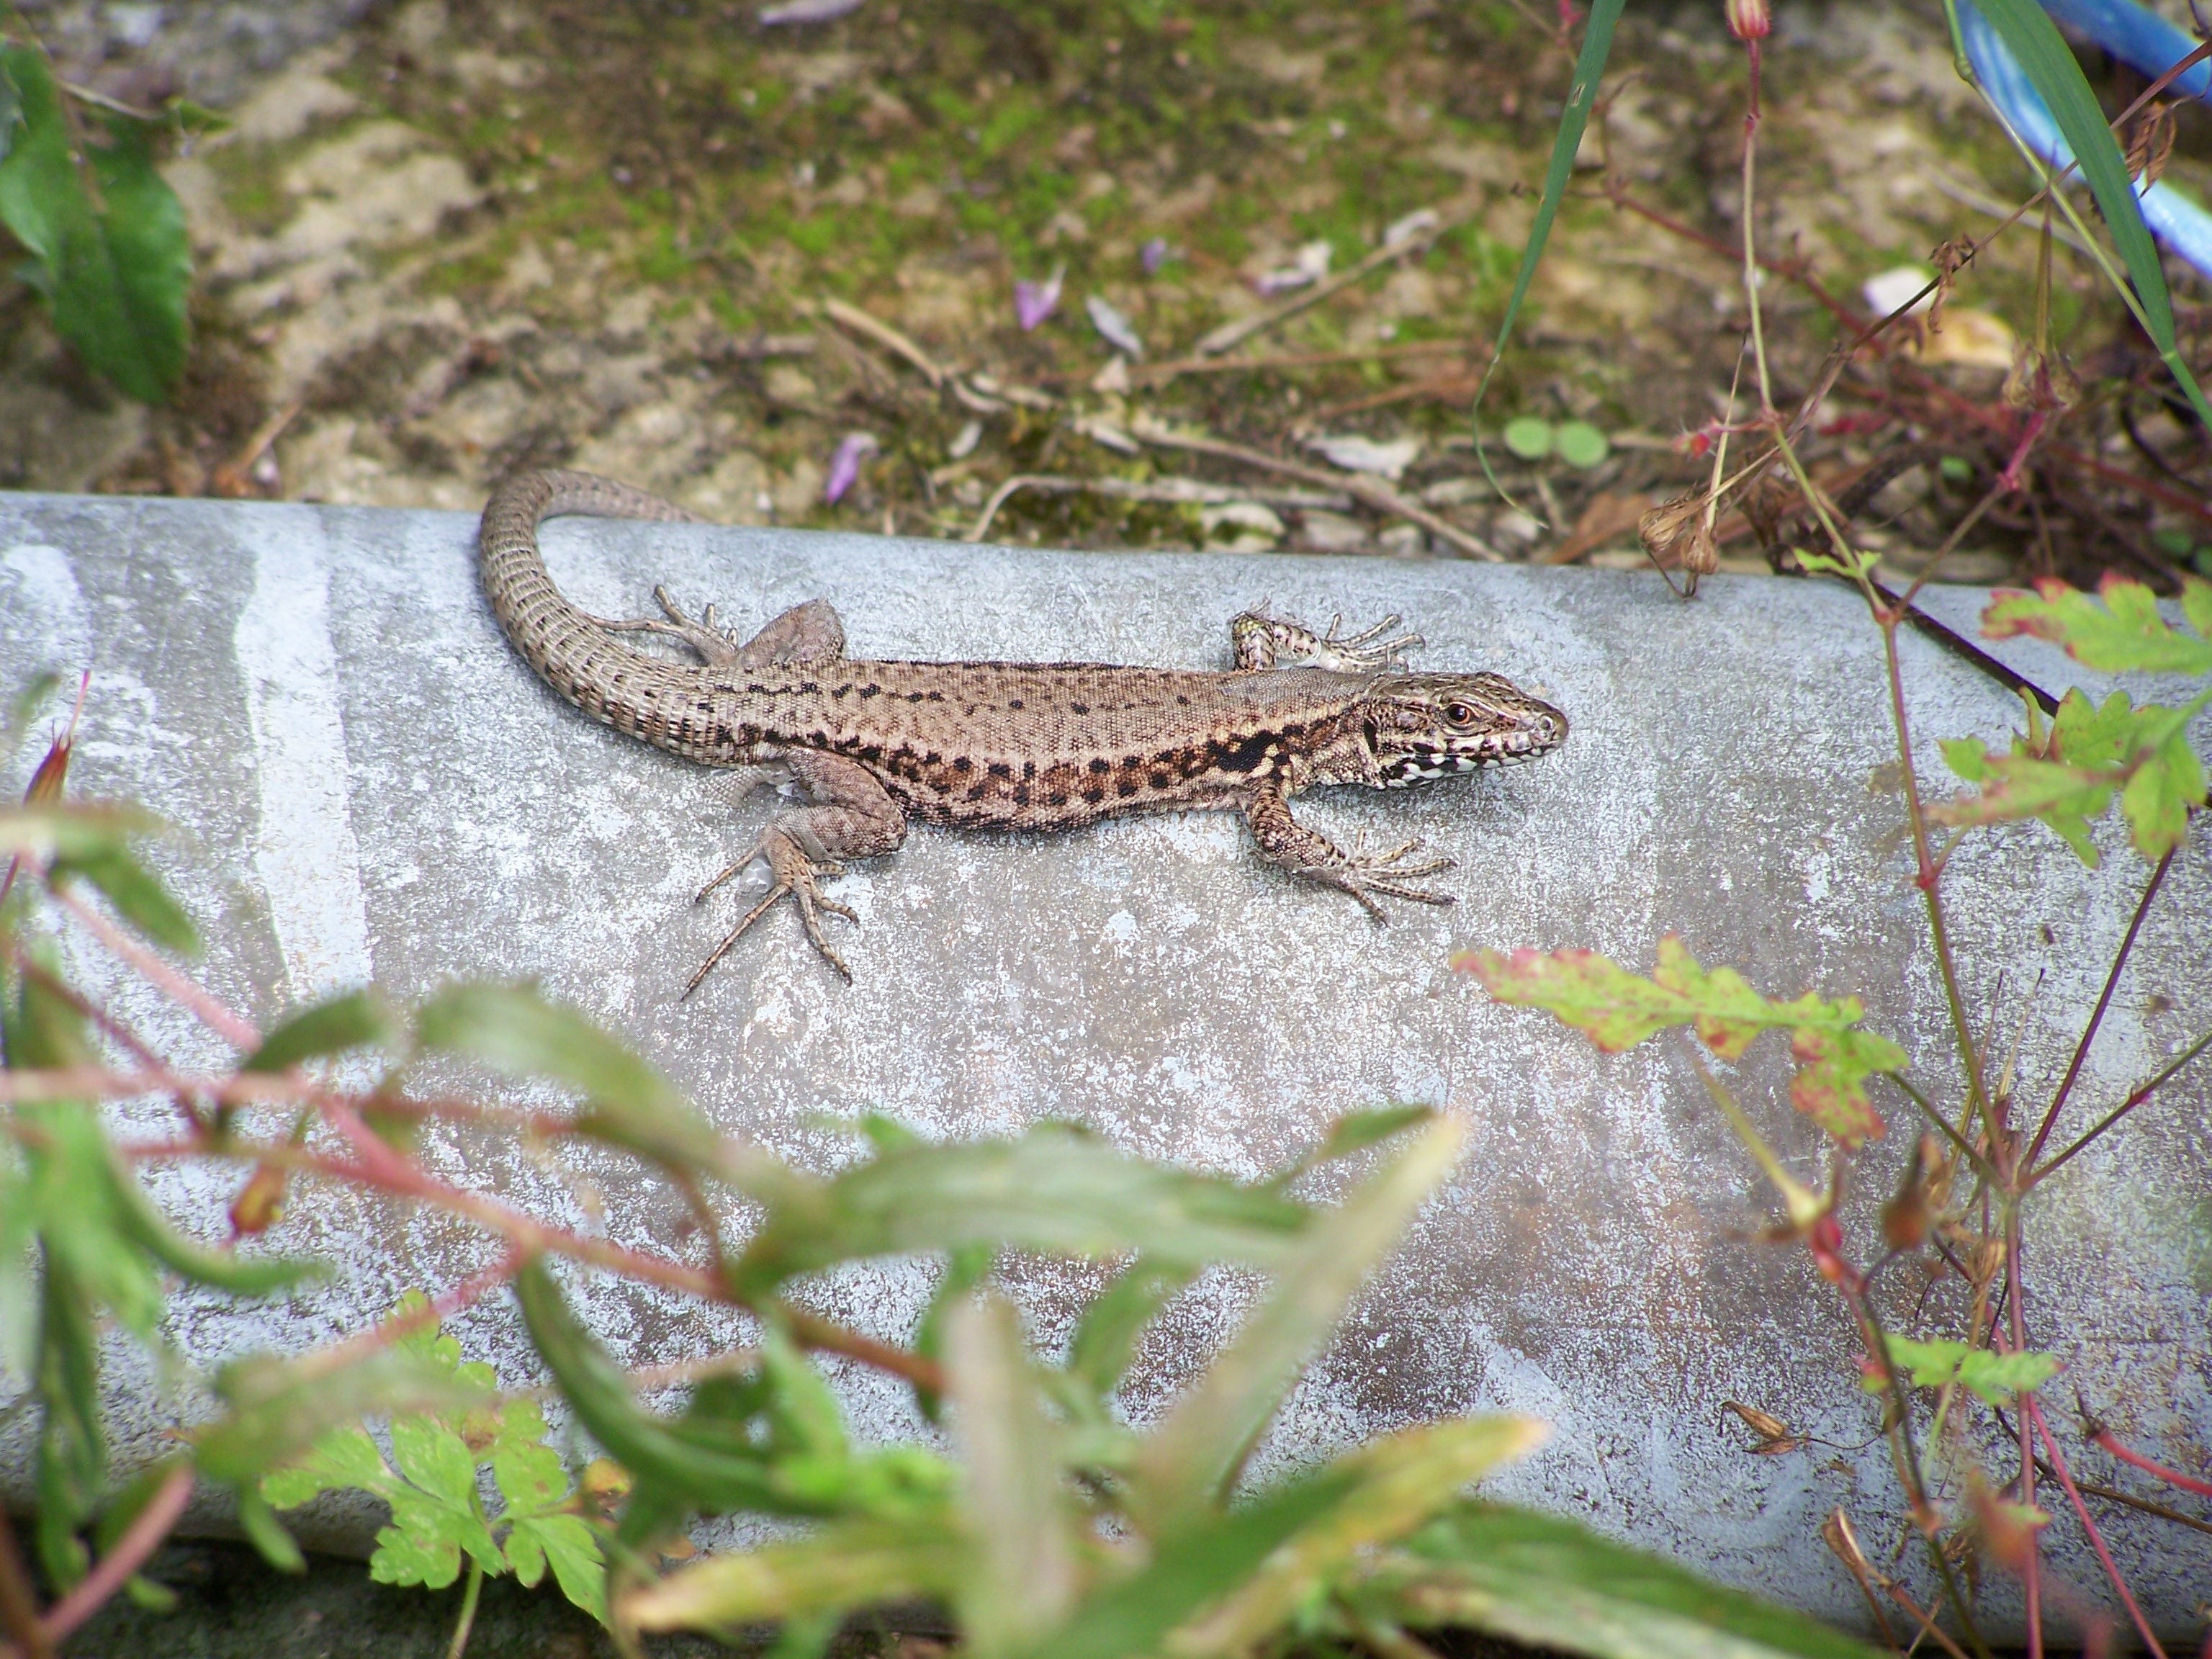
[1984,575,2212,678]
[732,1123,1311,1293]
[0,48,189,403]
[624,1519,966,1633]
[0,55,19,168]
[1370,1501,1885,1659]
[1502,416,1553,459]
[1173,1417,1547,1656]
[415,983,752,1184]
[243,990,397,1072]
[196,1348,491,1485]
[492,1436,570,1517]
[1467,0,1625,503]
[506,1514,607,1622]
[390,1415,480,1509]
[1457,937,1898,1145]
[1863,1334,2059,1406]
[1064,1258,1195,1403]
[1965,1,2212,430]
[259,1426,388,1511]
[48,840,197,953]
[370,1486,477,1591]
[233,1488,307,1575]
[0,801,161,863]
[2119,726,2203,858]
[1554,421,1611,469]
[33,1248,104,1591]
[947,1296,1081,1658]
[1125,1115,1466,1537]
[912,1241,994,1421]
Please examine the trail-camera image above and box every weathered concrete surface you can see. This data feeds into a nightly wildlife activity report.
[1,492,2208,1634]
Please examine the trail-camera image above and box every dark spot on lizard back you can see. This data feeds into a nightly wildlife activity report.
[1007,698,1025,710]
[953,756,973,773]
[987,762,1012,778]
[1089,757,1110,774]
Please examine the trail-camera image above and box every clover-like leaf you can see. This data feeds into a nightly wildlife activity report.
[1457,937,1896,1143]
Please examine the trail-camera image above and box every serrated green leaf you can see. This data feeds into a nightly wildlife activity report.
[260,1426,388,1510]
[1369,1501,1884,1659]
[390,1415,480,1509]
[415,983,755,1184]
[492,1436,570,1516]
[370,1486,472,1590]
[1457,938,1894,1144]
[1863,1334,2059,1406]
[2120,729,2203,858]
[1125,1115,1466,1537]
[243,989,396,1072]
[507,1514,606,1622]
[196,1348,491,1485]
[1983,575,2212,677]
[733,1124,1311,1293]
[0,48,188,403]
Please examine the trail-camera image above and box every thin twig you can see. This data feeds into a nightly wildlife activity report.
[819,298,945,387]
[1192,210,1469,356]
[2089,1426,2212,1500]
[1126,338,1470,387]
[2023,845,2175,1173]
[1129,420,1501,559]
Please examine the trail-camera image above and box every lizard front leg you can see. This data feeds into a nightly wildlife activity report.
[1243,784,1455,920]
[687,750,905,991]
[1230,608,1423,673]
[596,590,848,670]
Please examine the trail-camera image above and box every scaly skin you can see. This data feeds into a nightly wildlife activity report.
[480,468,1568,986]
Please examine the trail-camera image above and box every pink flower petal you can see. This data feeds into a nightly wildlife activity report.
[824,433,879,504]
[1013,264,1065,332]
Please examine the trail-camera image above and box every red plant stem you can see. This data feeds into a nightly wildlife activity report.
[2092,1429,2212,1500]
[53,888,261,1051]
[2025,846,2175,1174]
[2031,1023,2212,1188]
[34,1464,193,1647]
[0,1505,53,1659]
[11,956,209,1135]
[2008,1211,2043,1659]
[2023,1395,2170,1659]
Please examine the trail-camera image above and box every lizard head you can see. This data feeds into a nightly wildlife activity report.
[1357,672,1568,785]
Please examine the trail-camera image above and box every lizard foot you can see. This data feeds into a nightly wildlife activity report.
[586,585,742,667]
[685,827,858,992]
[1306,838,1457,921]
[1314,613,1425,674]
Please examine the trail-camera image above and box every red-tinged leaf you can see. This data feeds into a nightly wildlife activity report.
[1459,946,1689,1053]
[1982,575,2212,677]
[1787,1028,1899,1146]
[1458,938,1899,1144]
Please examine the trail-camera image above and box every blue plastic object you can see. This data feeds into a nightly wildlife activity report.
[1959,0,2212,278]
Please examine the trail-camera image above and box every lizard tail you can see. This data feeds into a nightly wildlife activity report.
[478,467,722,751]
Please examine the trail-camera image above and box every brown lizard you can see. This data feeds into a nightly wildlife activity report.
[480,468,1568,989]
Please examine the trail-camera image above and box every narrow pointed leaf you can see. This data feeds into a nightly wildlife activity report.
[244,990,397,1072]
[1125,1114,1465,1535]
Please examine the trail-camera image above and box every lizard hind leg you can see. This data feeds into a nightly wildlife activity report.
[684,750,905,991]
[1230,608,1424,673]
[1243,786,1456,921]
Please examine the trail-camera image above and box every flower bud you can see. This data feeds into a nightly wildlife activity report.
[1727,0,1771,40]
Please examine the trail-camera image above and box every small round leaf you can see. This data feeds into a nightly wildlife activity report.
[1501,417,1553,459]
[1554,421,1610,469]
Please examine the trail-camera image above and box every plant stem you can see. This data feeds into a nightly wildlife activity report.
[2022,1395,2169,1658]
[2006,1210,2042,1659]
[2090,1427,2212,1499]
[2029,1022,2212,1187]
[0,1503,54,1659]
[1739,40,1773,413]
[34,1464,193,1648]
[1885,1073,2005,1187]
[445,1560,485,1659]
[54,887,261,1050]
[2023,845,2175,1173]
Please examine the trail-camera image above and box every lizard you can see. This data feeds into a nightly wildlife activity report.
[479,467,1569,989]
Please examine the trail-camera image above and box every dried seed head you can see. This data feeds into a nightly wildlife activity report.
[2123,102,2179,187]
[1639,492,1720,577]
[228,1161,289,1236]
[1723,1399,1807,1455]
[1726,0,1771,40]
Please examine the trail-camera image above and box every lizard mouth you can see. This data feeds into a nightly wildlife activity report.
[1378,709,1568,783]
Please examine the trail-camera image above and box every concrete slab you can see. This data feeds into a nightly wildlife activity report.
[2,491,2207,1634]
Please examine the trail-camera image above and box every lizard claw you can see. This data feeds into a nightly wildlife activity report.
[1314,613,1424,675]
[685,827,857,992]
[1312,836,1457,920]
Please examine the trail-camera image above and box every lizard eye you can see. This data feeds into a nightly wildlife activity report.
[1444,701,1478,727]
